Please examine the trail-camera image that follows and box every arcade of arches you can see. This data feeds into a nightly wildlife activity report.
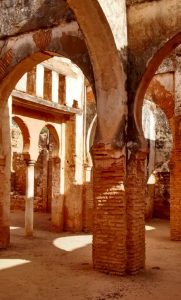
[0,0,181,282]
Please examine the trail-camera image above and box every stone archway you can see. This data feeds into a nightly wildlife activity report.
[0,2,128,276]
[0,24,93,248]
[134,33,181,147]
[12,116,30,155]
[36,124,61,215]
[10,117,30,216]
[134,34,181,242]
[68,0,127,146]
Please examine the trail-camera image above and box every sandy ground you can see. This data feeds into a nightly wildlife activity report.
[0,211,181,300]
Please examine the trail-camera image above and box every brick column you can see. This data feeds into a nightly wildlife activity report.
[92,146,127,275]
[0,155,10,248]
[126,151,146,274]
[170,149,181,241]
[25,160,35,237]
[170,57,181,240]
[0,98,11,248]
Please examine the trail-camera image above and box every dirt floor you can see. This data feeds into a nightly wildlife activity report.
[0,211,181,300]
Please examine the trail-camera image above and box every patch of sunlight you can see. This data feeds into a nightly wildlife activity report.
[147,173,156,185]
[0,259,30,270]
[53,235,92,251]
[145,225,155,231]
[10,226,21,230]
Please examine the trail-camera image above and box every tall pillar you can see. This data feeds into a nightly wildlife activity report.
[51,156,63,232]
[92,146,127,275]
[47,155,53,213]
[170,56,181,240]
[170,148,181,240]
[126,151,146,274]
[0,97,11,248]
[25,160,35,237]
[0,155,10,248]
[64,115,84,232]
[64,117,76,231]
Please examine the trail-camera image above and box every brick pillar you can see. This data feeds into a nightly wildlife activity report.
[25,160,35,237]
[170,150,181,240]
[126,151,146,274]
[170,58,181,240]
[0,99,11,248]
[92,146,126,275]
[0,155,10,248]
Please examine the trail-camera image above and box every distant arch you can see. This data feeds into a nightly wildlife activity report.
[134,32,181,149]
[12,116,30,154]
[39,124,60,158]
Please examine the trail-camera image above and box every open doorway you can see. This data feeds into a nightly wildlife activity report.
[8,55,95,239]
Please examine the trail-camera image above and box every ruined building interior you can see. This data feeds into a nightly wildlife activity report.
[0,1,181,300]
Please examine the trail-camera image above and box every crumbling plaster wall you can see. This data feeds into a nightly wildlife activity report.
[142,99,172,172]
[145,67,174,168]
[142,100,172,219]
[127,0,180,73]
[0,0,71,38]
[154,108,172,169]
[127,0,181,143]
[142,54,176,219]
[98,0,127,63]
[0,0,127,52]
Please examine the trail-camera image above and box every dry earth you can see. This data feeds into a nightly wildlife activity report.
[0,211,181,300]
